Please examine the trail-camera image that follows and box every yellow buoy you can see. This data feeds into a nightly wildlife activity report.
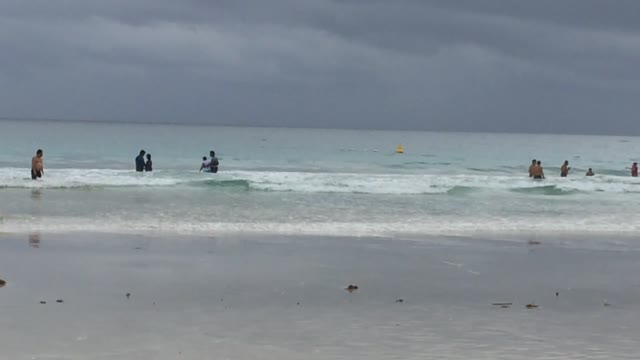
[396,145,404,154]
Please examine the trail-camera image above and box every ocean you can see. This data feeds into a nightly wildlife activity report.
[1,119,640,241]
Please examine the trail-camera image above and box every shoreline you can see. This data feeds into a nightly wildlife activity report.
[2,230,640,252]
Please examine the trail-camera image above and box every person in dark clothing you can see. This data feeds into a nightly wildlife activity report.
[560,160,570,177]
[145,154,152,172]
[135,150,146,172]
[209,150,219,173]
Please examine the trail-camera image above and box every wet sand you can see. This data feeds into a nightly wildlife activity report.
[1,233,639,359]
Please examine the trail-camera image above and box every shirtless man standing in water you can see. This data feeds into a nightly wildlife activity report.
[31,149,44,180]
[531,160,545,179]
[529,159,536,177]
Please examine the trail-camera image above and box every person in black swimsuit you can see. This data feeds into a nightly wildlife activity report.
[31,149,44,180]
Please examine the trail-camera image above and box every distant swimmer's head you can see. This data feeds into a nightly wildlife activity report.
[537,161,541,165]
[210,150,216,157]
[532,159,536,164]
[202,156,207,161]
[146,154,151,160]
[564,160,569,165]
[634,162,638,166]
[139,150,146,156]
[36,149,43,157]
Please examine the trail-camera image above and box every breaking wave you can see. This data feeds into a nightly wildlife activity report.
[1,168,640,195]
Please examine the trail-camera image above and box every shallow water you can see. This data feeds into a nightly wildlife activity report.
[2,119,640,239]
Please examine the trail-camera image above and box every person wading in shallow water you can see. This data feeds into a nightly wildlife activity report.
[560,160,571,177]
[209,150,219,173]
[31,149,44,180]
[145,154,153,172]
[529,159,536,177]
[135,150,146,172]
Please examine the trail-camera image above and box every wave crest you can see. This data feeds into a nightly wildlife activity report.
[2,168,640,195]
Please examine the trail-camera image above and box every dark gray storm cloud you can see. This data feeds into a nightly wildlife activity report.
[1,0,640,134]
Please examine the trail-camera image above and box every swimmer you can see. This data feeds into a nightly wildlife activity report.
[531,160,545,179]
[529,159,536,177]
[31,149,44,180]
[560,160,570,177]
[145,154,153,172]
[135,150,146,172]
[200,156,211,172]
[586,168,595,176]
[632,162,638,177]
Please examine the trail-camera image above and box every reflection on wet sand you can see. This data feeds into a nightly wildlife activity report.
[30,189,42,200]
[29,234,41,248]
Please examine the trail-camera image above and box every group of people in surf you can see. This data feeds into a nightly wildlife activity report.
[199,150,219,173]
[28,148,220,180]
[528,159,638,179]
[134,149,219,173]
[135,150,153,172]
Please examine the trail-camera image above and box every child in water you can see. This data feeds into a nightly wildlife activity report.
[145,154,152,172]
[200,156,211,172]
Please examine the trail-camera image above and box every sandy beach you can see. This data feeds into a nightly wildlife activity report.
[0,233,639,359]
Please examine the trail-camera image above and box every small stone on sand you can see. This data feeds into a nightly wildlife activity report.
[345,284,359,293]
[395,299,404,303]
[126,293,131,299]
[527,240,541,245]
[40,301,46,304]
[526,303,539,309]
[56,299,63,303]
[0,279,6,288]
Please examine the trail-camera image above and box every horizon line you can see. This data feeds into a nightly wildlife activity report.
[0,116,633,138]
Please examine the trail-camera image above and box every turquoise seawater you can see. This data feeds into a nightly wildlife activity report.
[1,119,640,237]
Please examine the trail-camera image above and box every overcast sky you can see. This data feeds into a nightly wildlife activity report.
[1,0,639,134]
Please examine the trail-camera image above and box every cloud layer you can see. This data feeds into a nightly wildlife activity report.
[1,0,640,134]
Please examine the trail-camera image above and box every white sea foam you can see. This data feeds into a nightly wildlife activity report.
[2,167,640,195]
[3,214,640,240]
